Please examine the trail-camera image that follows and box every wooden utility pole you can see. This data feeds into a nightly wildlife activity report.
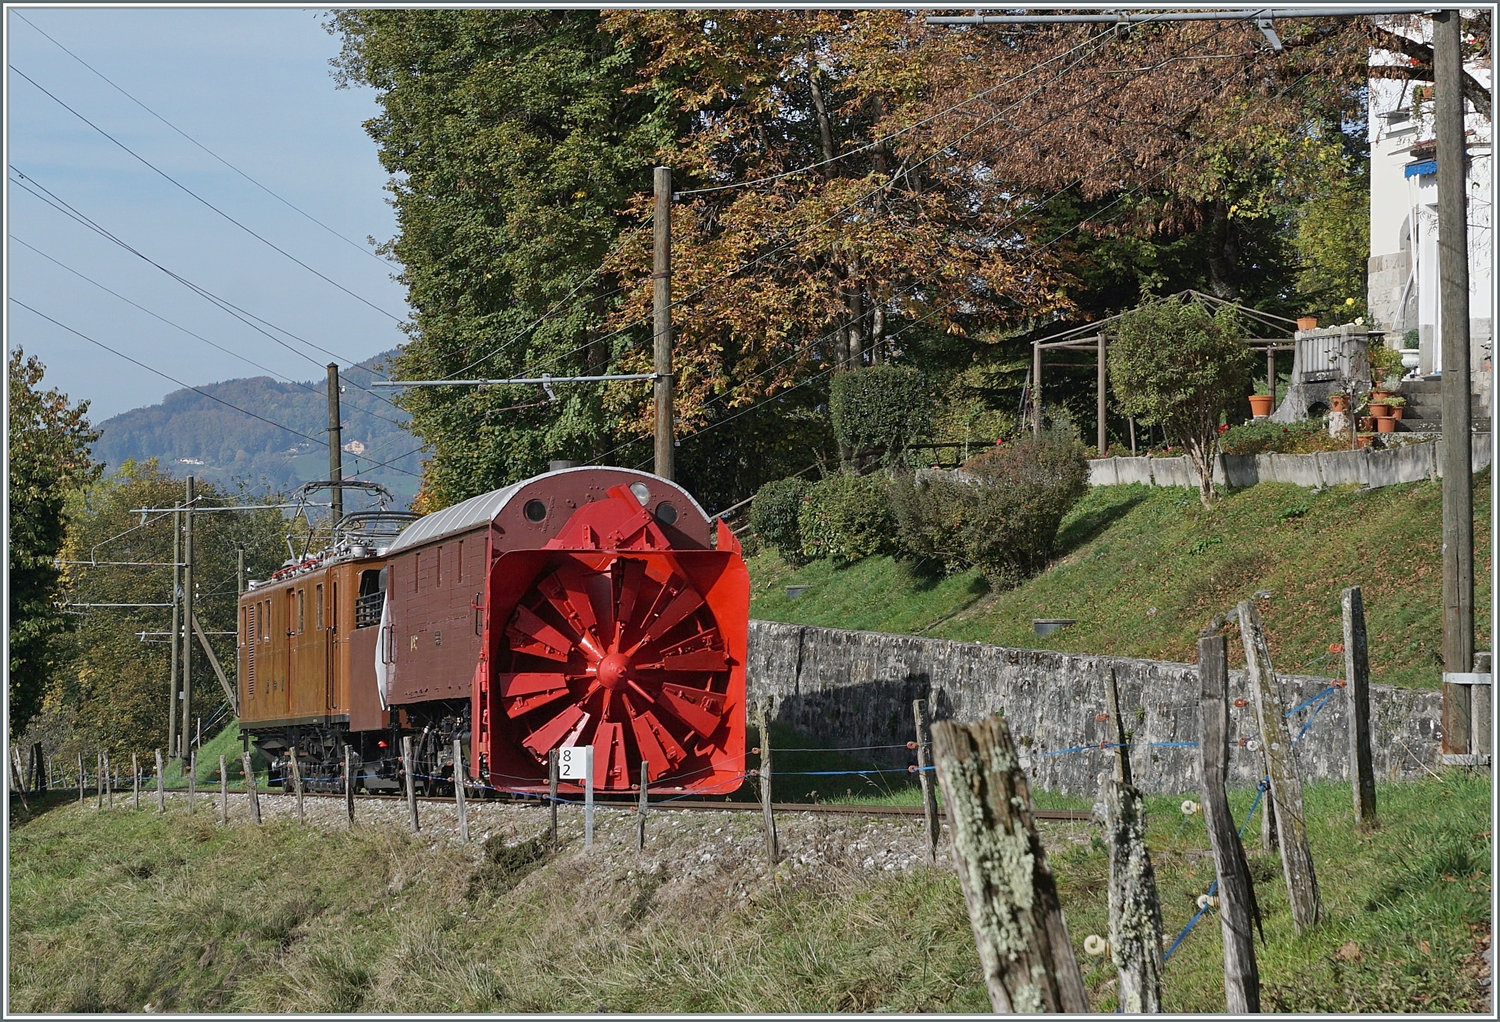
[1032,341,1042,438]
[913,699,941,861]
[653,166,675,481]
[327,363,344,526]
[1341,587,1377,826]
[1435,9,1476,754]
[1097,333,1107,455]
[169,509,181,760]
[181,477,195,760]
[1197,631,1261,1013]
[930,713,1089,1013]
[1238,600,1322,932]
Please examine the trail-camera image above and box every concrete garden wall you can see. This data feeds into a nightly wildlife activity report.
[1087,434,1489,490]
[746,620,1444,797]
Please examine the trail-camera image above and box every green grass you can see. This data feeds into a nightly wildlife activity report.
[8,772,1487,1012]
[750,472,1492,690]
[158,720,267,787]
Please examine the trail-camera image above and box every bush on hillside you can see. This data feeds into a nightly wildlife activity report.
[889,425,1088,587]
[749,476,812,564]
[798,472,897,566]
[830,366,930,463]
[1219,417,1350,455]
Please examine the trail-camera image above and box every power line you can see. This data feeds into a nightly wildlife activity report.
[8,167,414,425]
[11,10,391,267]
[10,64,405,324]
[11,297,327,445]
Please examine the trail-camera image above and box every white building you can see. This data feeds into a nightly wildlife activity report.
[1366,19,1492,392]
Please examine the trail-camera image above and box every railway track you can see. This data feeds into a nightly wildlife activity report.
[254,787,1092,822]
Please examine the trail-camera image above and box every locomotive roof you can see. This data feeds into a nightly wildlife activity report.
[385,466,709,554]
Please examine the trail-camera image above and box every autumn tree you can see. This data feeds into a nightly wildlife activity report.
[8,348,99,738]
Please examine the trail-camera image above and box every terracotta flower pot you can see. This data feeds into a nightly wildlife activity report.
[1392,406,1404,420]
[1376,416,1397,433]
[1329,395,1350,412]
[1354,435,1374,449]
[1368,402,1391,418]
[1248,394,1274,417]
[1368,389,1391,403]
[1358,416,1376,432]
[1297,316,1319,331]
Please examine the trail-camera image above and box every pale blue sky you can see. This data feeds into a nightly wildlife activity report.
[6,5,408,420]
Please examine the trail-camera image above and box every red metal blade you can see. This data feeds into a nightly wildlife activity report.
[595,721,629,788]
[497,672,571,698]
[626,703,686,778]
[538,565,605,660]
[506,604,577,662]
[655,681,727,738]
[521,703,587,759]
[612,557,646,646]
[653,648,730,672]
[629,584,706,653]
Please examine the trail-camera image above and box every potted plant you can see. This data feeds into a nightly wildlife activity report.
[1328,391,1351,413]
[1358,415,1376,432]
[1386,395,1407,420]
[1297,315,1319,331]
[1368,398,1392,418]
[1248,378,1274,417]
[1376,415,1397,433]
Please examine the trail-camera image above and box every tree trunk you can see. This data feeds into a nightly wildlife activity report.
[1203,200,1241,301]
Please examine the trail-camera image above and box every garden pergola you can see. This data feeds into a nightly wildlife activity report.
[1028,291,1299,454]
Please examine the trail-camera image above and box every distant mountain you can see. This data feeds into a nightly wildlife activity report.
[93,350,425,508]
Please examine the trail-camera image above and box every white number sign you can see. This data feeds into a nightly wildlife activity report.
[558,744,593,781]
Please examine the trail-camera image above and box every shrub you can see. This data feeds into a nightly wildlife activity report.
[1109,296,1252,505]
[1219,417,1349,455]
[830,366,930,463]
[749,476,811,564]
[889,425,1088,587]
[798,472,897,565]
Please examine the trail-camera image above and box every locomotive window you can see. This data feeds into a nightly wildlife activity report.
[524,499,548,522]
[655,501,679,526]
[316,584,324,631]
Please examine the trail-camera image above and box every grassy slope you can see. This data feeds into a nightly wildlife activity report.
[7,772,1489,1013]
[749,472,1492,690]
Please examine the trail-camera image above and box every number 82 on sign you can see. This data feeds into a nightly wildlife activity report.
[558,745,593,782]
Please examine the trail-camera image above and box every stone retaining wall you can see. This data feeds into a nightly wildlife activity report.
[1087,434,1489,490]
[746,620,1444,797]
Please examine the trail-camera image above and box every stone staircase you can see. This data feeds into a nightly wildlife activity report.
[1393,377,1492,434]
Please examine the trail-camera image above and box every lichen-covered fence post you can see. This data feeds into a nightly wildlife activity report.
[931,713,1089,1013]
[1198,628,1262,1012]
[1238,599,1322,931]
[913,698,942,861]
[1341,586,1377,827]
[756,700,779,867]
[1101,669,1163,1012]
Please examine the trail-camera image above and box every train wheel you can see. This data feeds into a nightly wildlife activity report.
[496,553,739,792]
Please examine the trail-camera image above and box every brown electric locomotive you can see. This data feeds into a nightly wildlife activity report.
[236,466,749,798]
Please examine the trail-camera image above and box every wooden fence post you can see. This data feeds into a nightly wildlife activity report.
[344,745,355,825]
[1341,586,1377,827]
[548,749,559,849]
[289,752,305,824]
[96,753,104,809]
[636,760,650,851]
[187,750,197,814]
[219,755,229,824]
[756,700,779,866]
[931,713,1089,1013]
[913,699,941,861]
[155,749,165,812]
[1100,668,1163,1012]
[242,751,261,825]
[453,739,468,843]
[10,753,30,811]
[133,752,140,810]
[105,752,114,807]
[78,751,85,805]
[1198,631,1262,1013]
[402,735,420,833]
[1238,599,1322,932]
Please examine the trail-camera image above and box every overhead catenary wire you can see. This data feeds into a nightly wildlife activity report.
[10,64,405,324]
[12,10,391,267]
